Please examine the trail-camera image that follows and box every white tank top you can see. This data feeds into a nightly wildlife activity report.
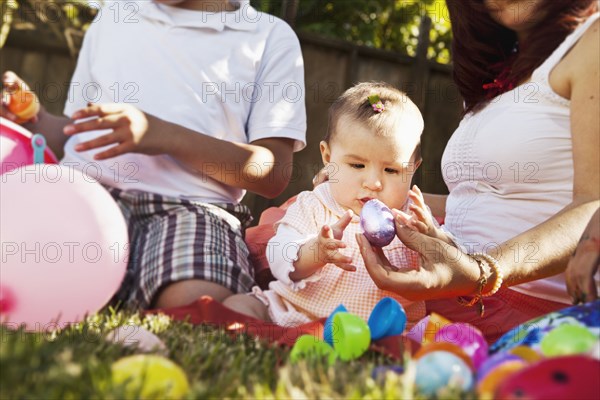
[441,13,600,304]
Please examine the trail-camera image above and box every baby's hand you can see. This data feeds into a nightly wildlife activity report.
[396,185,453,245]
[316,210,356,272]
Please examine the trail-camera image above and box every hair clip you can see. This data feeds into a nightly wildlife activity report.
[368,94,385,113]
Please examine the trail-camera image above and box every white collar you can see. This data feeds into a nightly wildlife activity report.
[138,1,258,32]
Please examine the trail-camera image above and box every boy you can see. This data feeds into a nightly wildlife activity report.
[1,0,306,309]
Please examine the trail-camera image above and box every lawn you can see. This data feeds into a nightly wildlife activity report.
[0,309,470,399]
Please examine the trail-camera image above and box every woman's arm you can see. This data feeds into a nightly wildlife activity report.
[566,207,600,303]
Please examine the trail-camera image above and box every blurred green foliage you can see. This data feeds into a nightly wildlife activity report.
[1,1,452,64]
[252,0,452,64]
[0,0,98,51]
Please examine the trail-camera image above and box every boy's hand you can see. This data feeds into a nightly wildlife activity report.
[395,185,453,245]
[316,210,356,271]
[1,71,40,124]
[64,103,167,160]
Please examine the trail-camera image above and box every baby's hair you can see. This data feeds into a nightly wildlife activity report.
[324,82,424,161]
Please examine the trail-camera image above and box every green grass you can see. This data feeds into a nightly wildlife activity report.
[0,310,473,399]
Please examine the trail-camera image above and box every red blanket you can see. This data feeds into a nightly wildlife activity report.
[148,296,420,359]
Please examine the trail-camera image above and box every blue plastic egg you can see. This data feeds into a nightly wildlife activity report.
[415,350,474,396]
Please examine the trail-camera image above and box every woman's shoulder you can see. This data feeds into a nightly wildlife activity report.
[567,18,599,81]
[573,17,599,61]
[551,17,599,99]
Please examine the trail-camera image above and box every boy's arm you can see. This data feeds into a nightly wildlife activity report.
[63,104,295,199]
[168,130,296,199]
[22,108,70,157]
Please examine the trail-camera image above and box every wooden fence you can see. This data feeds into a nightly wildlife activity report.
[0,18,463,223]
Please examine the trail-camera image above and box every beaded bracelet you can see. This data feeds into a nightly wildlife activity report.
[456,253,505,317]
[456,256,487,316]
[471,252,504,297]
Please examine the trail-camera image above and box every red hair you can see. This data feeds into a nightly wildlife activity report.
[446,0,598,113]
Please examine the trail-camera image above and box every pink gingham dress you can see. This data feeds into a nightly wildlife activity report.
[255,183,426,327]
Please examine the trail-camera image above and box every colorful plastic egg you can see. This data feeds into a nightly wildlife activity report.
[422,312,452,344]
[540,324,597,357]
[508,346,543,363]
[477,352,523,381]
[367,297,406,340]
[6,87,40,123]
[414,341,474,370]
[111,355,189,399]
[360,199,396,247]
[435,323,489,369]
[589,340,600,360]
[495,355,600,400]
[415,350,474,396]
[290,335,336,365]
[332,312,371,361]
[477,360,527,398]
[323,304,347,346]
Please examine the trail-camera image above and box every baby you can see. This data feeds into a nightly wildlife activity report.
[224,82,438,327]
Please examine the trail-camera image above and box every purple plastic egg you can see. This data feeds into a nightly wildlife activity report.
[477,352,522,382]
[360,199,396,247]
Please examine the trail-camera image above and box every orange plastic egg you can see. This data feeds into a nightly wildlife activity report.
[7,88,39,123]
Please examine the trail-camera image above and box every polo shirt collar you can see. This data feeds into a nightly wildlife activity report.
[138,0,258,32]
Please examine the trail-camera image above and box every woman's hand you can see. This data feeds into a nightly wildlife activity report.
[566,208,600,304]
[63,103,168,160]
[356,219,481,301]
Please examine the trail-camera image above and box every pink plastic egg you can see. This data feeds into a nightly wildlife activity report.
[435,322,489,369]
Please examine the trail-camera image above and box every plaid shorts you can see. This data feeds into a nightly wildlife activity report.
[107,188,255,309]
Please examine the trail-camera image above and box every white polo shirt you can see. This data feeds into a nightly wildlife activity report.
[62,0,306,203]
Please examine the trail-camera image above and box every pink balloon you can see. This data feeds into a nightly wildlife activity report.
[1,117,58,175]
[0,165,128,331]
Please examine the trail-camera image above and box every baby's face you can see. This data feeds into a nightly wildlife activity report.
[321,115,421,216]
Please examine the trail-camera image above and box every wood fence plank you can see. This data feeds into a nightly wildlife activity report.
[0,46,25,74]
